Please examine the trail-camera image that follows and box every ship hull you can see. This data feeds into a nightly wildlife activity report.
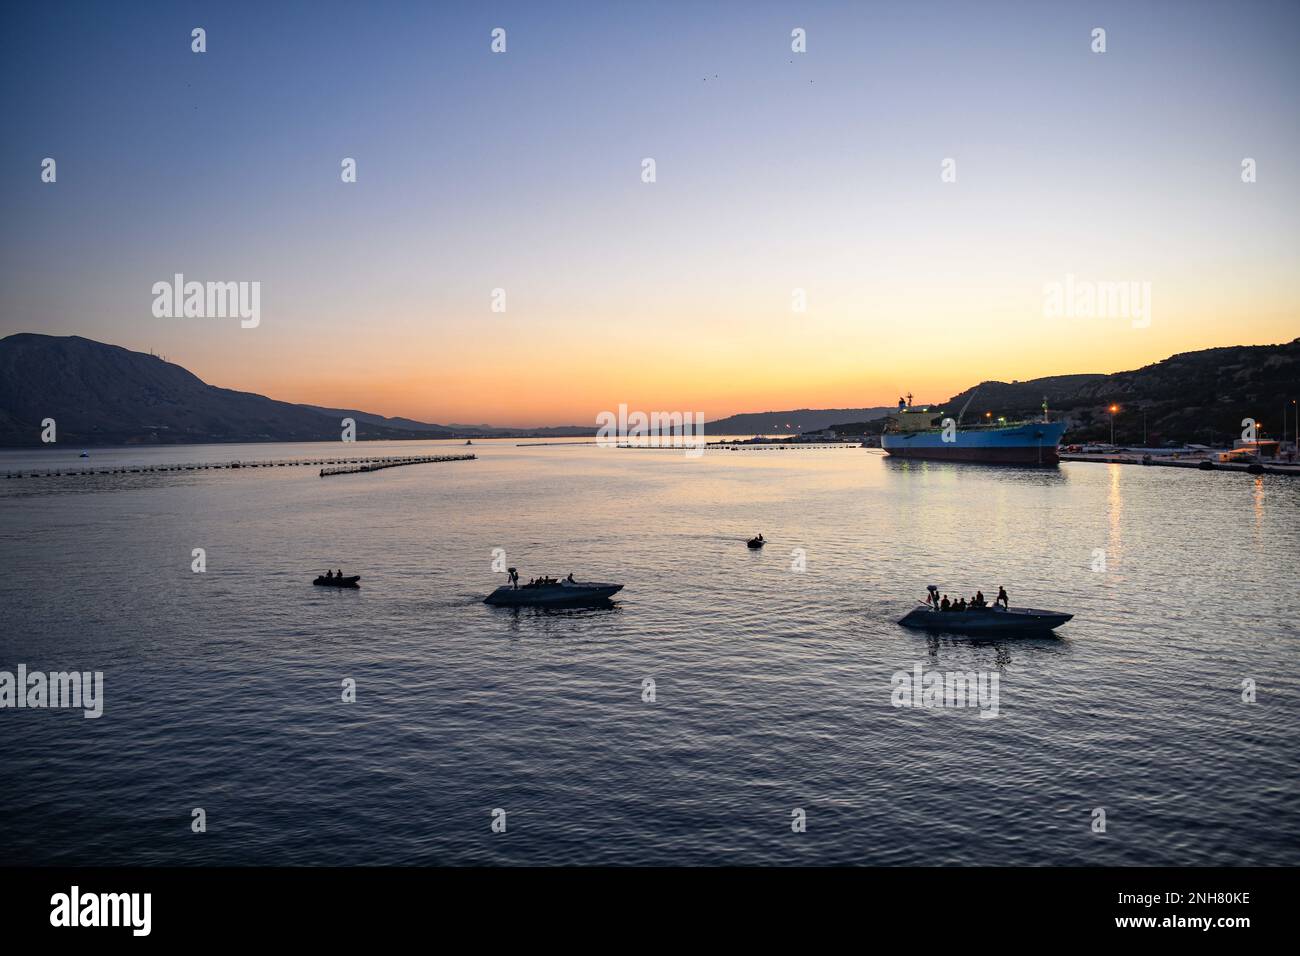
[899,606,1073,633]
[882,421,1067,466]
[484,583,623,606]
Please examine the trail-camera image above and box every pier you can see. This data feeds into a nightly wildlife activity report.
[708,442,862,451]
[1060,452,1300,476]
[517,441,861,450]
[3,452,476,479]
[620,442,862,451]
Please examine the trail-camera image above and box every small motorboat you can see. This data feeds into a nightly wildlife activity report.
[314,575,360,588]
[898,604,1072,634]
[484,578,622,607]
[79,451,89,458]
[747,536,766,549]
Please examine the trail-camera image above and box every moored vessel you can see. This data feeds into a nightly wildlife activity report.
[882,394,1067,465]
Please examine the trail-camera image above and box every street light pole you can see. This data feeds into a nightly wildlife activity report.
[1284,395,1294,455]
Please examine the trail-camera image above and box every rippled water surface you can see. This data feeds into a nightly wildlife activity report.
[1,439,1297,865]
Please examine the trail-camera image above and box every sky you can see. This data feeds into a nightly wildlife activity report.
[2,0,1297,426]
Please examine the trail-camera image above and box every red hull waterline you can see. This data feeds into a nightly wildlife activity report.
[884,445,1061,465]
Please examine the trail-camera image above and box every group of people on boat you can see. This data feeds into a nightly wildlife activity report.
[322,569,345,579]
[925,585,1008,612]
[507,568,576,589]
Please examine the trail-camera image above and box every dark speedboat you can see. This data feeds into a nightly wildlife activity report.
[314,575,360,588]
[747,536,765,549]
[484,579,622,607]
[898,605,1072,634]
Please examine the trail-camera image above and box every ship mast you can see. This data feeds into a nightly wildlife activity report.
[957,386,979,425]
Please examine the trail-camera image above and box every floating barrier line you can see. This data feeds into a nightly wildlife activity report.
[3,452,476,479]
[319,454,474,476]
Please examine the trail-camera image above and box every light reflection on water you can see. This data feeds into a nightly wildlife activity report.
[1,439,1297,865]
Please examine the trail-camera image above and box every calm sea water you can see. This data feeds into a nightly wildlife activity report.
[1,439,1297,866]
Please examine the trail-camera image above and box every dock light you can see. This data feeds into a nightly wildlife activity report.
[985,412,992,419]
[1108,404,1119,445]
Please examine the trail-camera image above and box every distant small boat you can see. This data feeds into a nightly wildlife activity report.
[79,451,89,458]
[899,605,1072,634]
[747,536,765,549]
[484,579,622,607]
[314,575,360,588]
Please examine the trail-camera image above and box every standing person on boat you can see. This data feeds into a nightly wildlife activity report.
[996,586,1009,608]
[507,568,519,589]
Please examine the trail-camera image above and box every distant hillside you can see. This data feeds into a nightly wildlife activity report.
[300,409,590,438]
[938,374,1107,416]
[707,407,895,435]
[1052,340,1300,445]
[0,334,460,446]
[829,340,1300,445]
[5,333,1294,448]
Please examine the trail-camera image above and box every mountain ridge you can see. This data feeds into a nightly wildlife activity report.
[3,333,1297,447]
[828,339,1300,445]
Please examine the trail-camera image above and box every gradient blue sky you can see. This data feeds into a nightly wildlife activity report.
[2,0,1297,424]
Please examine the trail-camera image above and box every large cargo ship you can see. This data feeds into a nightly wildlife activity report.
[881,395,1067,465]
